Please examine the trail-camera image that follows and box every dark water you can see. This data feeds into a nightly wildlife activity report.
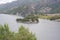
[0,14,60,40]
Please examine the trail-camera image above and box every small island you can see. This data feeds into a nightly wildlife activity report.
[16,15,39,23]
[16,13,60,23]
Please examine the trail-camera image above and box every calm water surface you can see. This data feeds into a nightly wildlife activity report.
[0,14,60,40]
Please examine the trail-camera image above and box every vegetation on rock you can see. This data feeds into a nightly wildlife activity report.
[16,15,39,23]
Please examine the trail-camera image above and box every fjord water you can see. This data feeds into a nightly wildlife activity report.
[0,14,60,40]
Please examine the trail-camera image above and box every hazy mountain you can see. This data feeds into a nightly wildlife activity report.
[0,0,60,10]
[48,1,60,13]
[0,0,60,15]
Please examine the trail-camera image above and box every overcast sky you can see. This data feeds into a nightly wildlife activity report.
[0,0,16,4]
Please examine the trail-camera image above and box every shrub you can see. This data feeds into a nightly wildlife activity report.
[0,24,37,40]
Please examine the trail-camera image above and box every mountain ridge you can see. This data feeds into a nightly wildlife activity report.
[0,0,60,16]
[0,0,60,11]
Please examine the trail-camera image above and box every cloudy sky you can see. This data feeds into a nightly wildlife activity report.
[0,0,16,4]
